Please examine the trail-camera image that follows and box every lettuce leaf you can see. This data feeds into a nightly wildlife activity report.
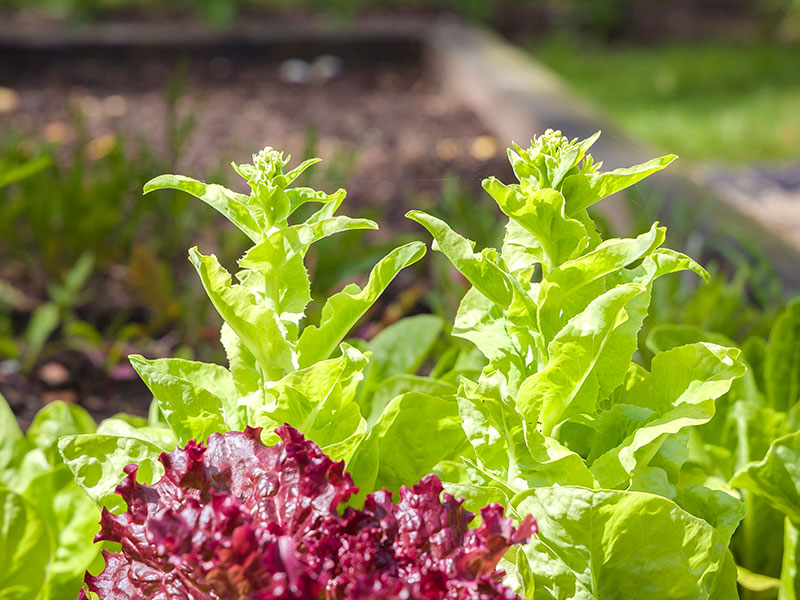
[514,486,738,600]
[0,488,52,600]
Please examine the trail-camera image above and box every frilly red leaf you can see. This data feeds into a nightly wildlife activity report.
[82,425,535,600]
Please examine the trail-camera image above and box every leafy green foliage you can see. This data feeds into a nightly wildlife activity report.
[732,433,800,598]
[0,392,176,600]
[733,432,800,523]
[65,147,462,531]
[44,133,797,599]
[654,297,800,597]
[409,129,747,597]
[0,155,50,188]
[0,488,52,600]
[59,432,168,513]
[514,487,739,600]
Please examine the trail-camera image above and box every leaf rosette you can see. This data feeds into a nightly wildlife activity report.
[79,426,535,600]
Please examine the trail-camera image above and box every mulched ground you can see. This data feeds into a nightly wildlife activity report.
[0,38,512,221]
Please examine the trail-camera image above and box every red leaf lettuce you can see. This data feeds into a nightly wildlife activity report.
[80,425,536,600]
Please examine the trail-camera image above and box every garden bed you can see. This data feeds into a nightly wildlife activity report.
[0,23,510,215]
[0,22,512,428]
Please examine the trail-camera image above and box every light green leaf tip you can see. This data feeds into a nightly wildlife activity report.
[406,210,513,309]
[144,174,262,242]
[297,241,426,368]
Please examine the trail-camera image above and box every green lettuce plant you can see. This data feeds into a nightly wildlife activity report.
[408,130,747,599]
[54,133,761,599]
[58,148,472,522]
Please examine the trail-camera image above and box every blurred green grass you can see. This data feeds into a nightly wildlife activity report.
[531,37,800,163]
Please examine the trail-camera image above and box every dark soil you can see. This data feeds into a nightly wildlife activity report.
[0,38,511,221]
[0,34,513,429]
